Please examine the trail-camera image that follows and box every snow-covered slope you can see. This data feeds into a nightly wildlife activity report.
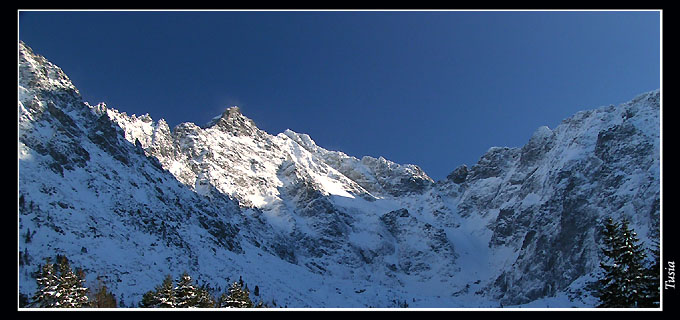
[436,90,660,305]
[18,41,660,308]
[19,41,254,306]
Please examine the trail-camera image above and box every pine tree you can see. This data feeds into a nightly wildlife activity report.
[219,281,253,308]
[140,274,176,308]
[596,217,625,307]
[55,257,90,308]
[31,258,59,307]
[217,292,229,308]
[32,256,90,308]
[641,232,661,307]
[175,272,198,308]
[617,219,651,307]
[194,285,216,308]
[596,217,657,308]
[139,290,160,308]
[156,275,176,308]
[140,273,218,308]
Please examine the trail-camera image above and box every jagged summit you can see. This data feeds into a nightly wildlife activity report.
[19,40,81,110]
[203,105,260,136]
[219,105,244,119]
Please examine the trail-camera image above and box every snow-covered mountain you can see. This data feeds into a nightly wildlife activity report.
[18,41,660,308]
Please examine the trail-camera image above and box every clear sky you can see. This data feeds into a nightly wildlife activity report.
[18,10,661,181]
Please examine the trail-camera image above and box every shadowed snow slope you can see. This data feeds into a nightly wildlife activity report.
[18,41,660,308]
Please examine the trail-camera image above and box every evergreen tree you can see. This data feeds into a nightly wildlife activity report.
[194,285,216,308]
[139,290,160,308]
[54,257,90,308]
[596,217,657,307]
[175,272,198,308]
[617,219,651,307]
[596,217,625,307]
[32,256,90,308]
[217,292,229,308]
[156,275,176,308]
[31,258,59,307]
[641,233,661,307]
[140,274,176,308]
[140,273,216,308]
[219,281,253,308]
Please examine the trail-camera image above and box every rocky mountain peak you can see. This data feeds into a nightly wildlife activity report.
[204,106,259,135]
[19,41,81,109]
[222,105,244,118]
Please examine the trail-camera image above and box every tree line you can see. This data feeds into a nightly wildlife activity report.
[22,254,268,308]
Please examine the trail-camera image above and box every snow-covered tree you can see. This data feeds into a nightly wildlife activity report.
[140,273,215,308]
[596,217,657,307]
[54,257,90,308]
[140,275,176,308]
[194,285,216,308]
[31,256,90,308]
[174,272,198,308]
[642,239,661,307]
[156,275,176,308]
[218,281,253,308]
[596,217,626,307]
[31,258,59,307]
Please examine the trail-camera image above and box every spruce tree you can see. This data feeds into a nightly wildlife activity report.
[640,233,661,307]
[174,272,198,308]
[217,292,229,308]
[618,219,651,307]
[140,274,176,308]
[220,281,253,308]
[596,217,657,308]
[596,217,625,307]
[141,273,218,308]
[55,257,90,308]
[32,256,90,308]
[156,275,176,308]
[194,285,216,308]
[31,258,59,307]
[139,289,160,308]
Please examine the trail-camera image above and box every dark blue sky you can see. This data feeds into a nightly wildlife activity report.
[19,10,661,180]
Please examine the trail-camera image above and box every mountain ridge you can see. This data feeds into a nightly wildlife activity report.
[18,40,660,308]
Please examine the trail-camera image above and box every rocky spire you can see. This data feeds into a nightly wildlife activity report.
[204,106,261,137]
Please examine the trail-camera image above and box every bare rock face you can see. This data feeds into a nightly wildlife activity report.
[447,164,468,184]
